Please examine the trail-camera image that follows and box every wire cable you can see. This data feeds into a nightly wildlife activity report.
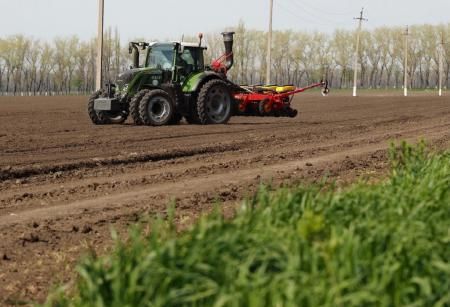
[281,0,351,27]
[292,0,355,16]
[275,0,350,29]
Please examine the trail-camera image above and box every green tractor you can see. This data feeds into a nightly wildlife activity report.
[88,32,237,126]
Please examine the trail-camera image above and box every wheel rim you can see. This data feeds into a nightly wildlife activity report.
[148,96,171,124]
[206,86,230,123]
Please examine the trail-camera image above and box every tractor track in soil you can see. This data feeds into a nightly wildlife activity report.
[0,94,450,304]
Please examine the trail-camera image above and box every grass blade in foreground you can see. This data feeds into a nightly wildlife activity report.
[46,142,450,307]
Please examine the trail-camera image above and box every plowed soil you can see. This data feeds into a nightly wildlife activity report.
[1,93,450,305]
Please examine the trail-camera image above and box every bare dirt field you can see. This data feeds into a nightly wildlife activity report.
[1,93,450,305]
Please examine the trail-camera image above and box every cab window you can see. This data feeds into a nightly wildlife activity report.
[147,45,174,70]
[178,47,204,72]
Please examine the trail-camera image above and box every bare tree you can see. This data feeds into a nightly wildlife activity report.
[1,23,450,95]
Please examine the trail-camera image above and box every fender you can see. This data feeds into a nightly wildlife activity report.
[182,71,226,93]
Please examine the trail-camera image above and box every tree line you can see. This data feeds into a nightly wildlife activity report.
[0,28,125,96]
[1,23,450,95]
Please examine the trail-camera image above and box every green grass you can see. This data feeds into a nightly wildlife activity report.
[46,142,450,307]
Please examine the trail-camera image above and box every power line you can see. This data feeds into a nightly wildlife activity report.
[96,0,104,91]
[267,0,274,85]
[404,25,408,97]
[439,32,445,97]
[293,0,355,16]
[352,8,368,97]
[275,0,347,29]
[280,0,348,28]
[284,0,351,26]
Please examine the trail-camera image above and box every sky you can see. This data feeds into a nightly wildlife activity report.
[1,0,450,42]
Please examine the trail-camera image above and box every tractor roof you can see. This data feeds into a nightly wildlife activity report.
[179,42,207,49]
[148,42,207,49]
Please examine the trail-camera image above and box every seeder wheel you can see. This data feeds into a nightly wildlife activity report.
[238,102,247,113]
[258,99,272,116]
[287,108,298,118]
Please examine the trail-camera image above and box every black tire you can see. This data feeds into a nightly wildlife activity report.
[184,98,201,125]
[168,93,183,125]
[139,89,175,126]
[288,108,298,118]
[184,114,200,124]
[169,113,183,125]
[130,89,149,125]
[88,91,128,125]
[88,90,105,125]
[197,79,232,125]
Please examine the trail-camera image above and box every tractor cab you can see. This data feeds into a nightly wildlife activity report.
[128,41,206,82]
[175,43,206,81]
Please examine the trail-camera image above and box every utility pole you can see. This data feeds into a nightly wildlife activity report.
[352,8,367,97]
[266,0,274,85]
[439,33,444,97]
[96,0,104,91]
[404,26,409,97]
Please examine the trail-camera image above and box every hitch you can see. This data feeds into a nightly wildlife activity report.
[321,80,330,96]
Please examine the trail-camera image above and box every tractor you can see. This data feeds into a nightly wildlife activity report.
[88,32,237,126]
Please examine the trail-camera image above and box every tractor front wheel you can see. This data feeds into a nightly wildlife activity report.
[88,91,128,125]
[197,79,232,125]
[130,89,149,125]
[139,89,175,126]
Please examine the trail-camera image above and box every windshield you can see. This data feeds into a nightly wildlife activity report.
[146,45,174,70]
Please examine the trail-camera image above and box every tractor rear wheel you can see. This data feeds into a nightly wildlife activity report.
[139,89,175,126]
[130,89,149,125]
[88,91,128,125]
[197,79,232,125]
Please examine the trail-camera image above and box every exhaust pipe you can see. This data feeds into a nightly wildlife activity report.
[221,32,235,70]
[128,42,139,69]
